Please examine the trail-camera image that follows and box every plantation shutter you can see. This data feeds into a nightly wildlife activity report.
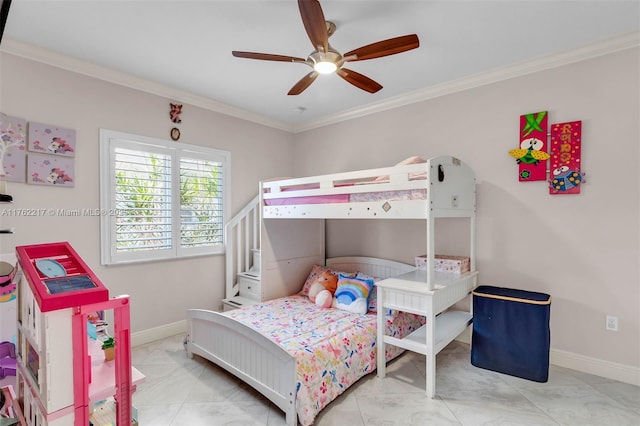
[100,129,229,265]
[179,156,224,249]
[114,146,173,255]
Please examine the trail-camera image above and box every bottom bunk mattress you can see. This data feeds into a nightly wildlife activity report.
[224,294,425,425]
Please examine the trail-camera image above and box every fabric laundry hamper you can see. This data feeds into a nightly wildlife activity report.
[471,285,551,382]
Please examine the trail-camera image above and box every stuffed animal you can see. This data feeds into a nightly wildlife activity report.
[315,289,333,308]
[308,271,338,305]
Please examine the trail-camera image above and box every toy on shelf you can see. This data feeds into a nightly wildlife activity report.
[0,341,16,379]
[101,337,115,361]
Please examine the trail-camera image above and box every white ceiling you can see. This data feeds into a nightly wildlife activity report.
[2,1,639,131]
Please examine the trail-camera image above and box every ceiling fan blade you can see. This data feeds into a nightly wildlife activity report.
[344,34,419,61]
[288,71,319,95]
[298,0,329,53]
[336,68,383,93]
[232,51,307,64]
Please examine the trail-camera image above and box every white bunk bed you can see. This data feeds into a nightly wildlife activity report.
[262,155,477,290]
[186,155,477,425]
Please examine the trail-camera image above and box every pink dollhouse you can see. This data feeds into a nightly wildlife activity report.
[14,242,142,425]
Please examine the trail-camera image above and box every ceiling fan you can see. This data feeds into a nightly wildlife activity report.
[232,0,419,95]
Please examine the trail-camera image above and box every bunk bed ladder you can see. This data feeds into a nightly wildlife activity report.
[223,195,261,309]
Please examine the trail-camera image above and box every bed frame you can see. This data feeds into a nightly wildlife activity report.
[188,155,477,424]
[261,155,476,291]
[262,155,475,220]
[186,256,416,426]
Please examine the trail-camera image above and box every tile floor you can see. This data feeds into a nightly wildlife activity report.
[131,334,640,425]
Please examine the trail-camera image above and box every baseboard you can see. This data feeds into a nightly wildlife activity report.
[455,329,640,386]
[131,320,186,347]
[550,348,640,387]
[136,322,639,387]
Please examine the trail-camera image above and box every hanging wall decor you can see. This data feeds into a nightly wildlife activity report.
[0,113,27,183]
[28,122,76,157]
[170,102,182,141]
[27,153,75,187]
[549,121,584,194]
[170,103,183,123]
[509,111,549,181]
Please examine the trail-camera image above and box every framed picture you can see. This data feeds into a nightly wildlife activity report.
[28,122,76,157]
[0,113,26,183]
[27,153,75,187]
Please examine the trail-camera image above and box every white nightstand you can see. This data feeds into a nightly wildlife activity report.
[375,269,477,398]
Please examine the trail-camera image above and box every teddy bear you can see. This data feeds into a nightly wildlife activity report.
[308,270,338,308]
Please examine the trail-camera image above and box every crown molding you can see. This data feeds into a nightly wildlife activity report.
[2,31,638,134]
[0,38,294,133]
[291,31,640,133]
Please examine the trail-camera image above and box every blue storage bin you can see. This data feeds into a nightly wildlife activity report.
[471,285,551,382]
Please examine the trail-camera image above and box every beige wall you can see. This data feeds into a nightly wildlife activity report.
[293,48,640,369]
[1,45,638,372]
[0,53,295,333]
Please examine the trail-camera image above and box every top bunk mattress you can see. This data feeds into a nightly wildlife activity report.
[262,157,430,206]
[264,188,427,205]
[261,155,476,219]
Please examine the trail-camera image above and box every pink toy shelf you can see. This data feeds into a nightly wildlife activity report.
[15,242,109,312]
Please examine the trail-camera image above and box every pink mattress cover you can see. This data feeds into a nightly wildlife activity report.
[264,188,427,206]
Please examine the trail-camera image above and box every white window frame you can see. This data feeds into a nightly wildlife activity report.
[99,129,230,265]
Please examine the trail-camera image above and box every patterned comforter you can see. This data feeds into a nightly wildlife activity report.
[224,294,425,425]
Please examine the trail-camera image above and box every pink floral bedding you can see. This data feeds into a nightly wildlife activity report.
[224,294,425,425]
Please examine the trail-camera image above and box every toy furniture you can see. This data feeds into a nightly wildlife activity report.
[14,242,144,426]
[0,341,16,379]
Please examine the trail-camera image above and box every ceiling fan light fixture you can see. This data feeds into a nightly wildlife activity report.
[231,1,420,95]
[314,60,337,74]
[309,48,341,74]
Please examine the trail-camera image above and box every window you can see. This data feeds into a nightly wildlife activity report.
[99,129,230,265]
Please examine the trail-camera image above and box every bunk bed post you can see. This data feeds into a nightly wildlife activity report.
[426,160,435,291]
[470,214,476,272]
[376,287,386,378]
[426,211,436,292]
[425,308,436,398]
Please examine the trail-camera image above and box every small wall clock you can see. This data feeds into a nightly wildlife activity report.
[171,127,181,141]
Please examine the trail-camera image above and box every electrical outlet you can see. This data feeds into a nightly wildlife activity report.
[606,315,618,331]
[451,195,459,208]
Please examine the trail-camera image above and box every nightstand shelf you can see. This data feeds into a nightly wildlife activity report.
[376,270,477,398]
